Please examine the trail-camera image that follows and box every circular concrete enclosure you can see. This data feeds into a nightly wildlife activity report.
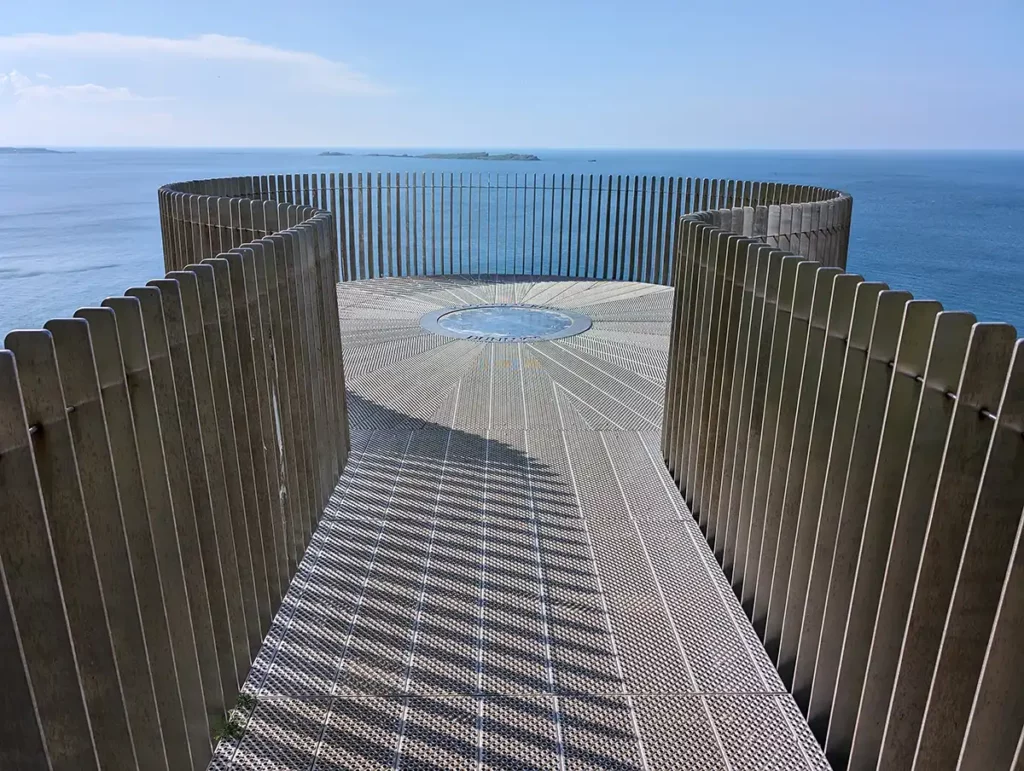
[421,304,592,342]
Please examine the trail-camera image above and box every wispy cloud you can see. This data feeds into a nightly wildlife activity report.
[0,32,383,94]
[0,70,155,102]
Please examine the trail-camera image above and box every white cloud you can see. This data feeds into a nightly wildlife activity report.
[0,32,383,94]
[0,70,153,102]
[0,69,32,92]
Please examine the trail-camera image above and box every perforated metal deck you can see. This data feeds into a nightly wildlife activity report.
[210,276,828,770]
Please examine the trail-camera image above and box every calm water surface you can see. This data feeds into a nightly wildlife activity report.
[1,149,1022,332]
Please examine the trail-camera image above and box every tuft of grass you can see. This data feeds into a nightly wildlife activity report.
[211,714,245,743]
[211,692,261,744]
[236,692,258,713]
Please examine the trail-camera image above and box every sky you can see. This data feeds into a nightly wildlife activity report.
[0,0,1021,149]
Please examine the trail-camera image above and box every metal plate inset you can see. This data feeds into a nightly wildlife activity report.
[421,304,592,342]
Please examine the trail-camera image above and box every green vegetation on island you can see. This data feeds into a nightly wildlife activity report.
[318,151,540,161]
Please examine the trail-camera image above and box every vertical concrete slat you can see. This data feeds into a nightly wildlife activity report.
[233,196,247,251]
[663,218,700,477]
[0,349,99,771]
[269,232,316,555]
[732,250,786,591]
[181,263,263,656]
[217,198,232,255]
[271,232,306,543]
[764,267,842,658]
[52,316,174,770]
[915,339,1024,768]
[124,286,227,717]
[808,289,912,742]
[713,241,759,562]
[766,205,781,249]
[748,259,818,632]
[311,215,346,475]
[776,273,863,685]
[823,300,943,765]
[751,259,821,640]
[315,217,339,497]
[777,204,793,252]
[661,216,689,467]
[277,231,318,543]
[147,277,241,706]
[197,195,212,260]
[77,305,195,770]
[295,228,328,525]
[321,214,350,472]
[214,253,283,615]
[260,237,304,572]
[684,227,718,515]
[956,507,1024,769]
[192,195,206,260]
[231,247,287,606]
[695,233,736,532]
[790,281,887,709]
[247,241,294,594]
[324,213,347,470]
[103,295,211,769]
[157,192,171,271]
[376,173,384,276]
[4,330,139,771]
[168,270,253,683]
[202,258,273,634]
[796,203,812,257]
[661,178,677,280]
[721,244,773,575]
[676,223,711,488]
[289,226,321,520]
[170,193,185,268]
[703,236,745,546]
[299,225,332,511]
[877,322,1018,770]
[204,197,221,258]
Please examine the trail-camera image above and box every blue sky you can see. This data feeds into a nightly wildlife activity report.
[0,0,1021,149]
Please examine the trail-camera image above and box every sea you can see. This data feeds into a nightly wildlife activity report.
[1,149,1022,334]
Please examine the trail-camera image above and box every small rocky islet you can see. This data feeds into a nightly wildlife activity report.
[0,147,71,154]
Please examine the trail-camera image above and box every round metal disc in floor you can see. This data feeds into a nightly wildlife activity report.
[420,304,592,342]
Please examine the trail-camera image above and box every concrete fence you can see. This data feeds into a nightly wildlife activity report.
[159,173,852,280]
[662,212,1024,769]
[0,173,852,770]
[0,200,348,770]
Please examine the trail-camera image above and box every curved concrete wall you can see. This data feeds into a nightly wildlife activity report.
[159,173,852,281]
[0,195,348,770]
[662,210,1024,770]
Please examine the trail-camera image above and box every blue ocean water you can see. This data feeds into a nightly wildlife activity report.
[1,149,1022,333]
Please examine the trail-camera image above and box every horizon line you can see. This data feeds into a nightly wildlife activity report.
[5,145,1024,153]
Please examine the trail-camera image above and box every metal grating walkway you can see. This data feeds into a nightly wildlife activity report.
[210,276,829,770]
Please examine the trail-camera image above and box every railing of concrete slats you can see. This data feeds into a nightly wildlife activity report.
[159,173,852,279]
[0,200,348,771]
[662,210,1024,770]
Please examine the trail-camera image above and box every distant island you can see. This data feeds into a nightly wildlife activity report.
[318,151,540,161]
[0,147,71,154]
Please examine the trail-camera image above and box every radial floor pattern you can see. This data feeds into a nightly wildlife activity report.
[210,276,828,770]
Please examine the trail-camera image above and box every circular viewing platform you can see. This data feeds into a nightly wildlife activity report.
[211,275,829,770]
